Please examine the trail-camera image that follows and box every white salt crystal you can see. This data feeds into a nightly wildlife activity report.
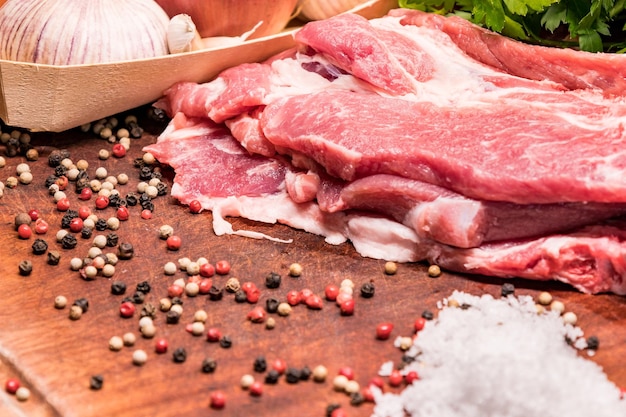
[373,291,626,417]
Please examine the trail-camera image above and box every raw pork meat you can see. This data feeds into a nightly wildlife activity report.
[148,9,626,294]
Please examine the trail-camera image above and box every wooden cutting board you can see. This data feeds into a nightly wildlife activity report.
[0,111,624,417]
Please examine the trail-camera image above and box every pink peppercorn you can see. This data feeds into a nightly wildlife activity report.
[330,408,348,417]
[246,288,260,304]
[95,196,109,210]
[140,209,152,220]
[272,358,287,375]
[215,260,231,275]
[209,391,226,409]
[375,322,394,340]
[199,263,215,278]
[362,386,375,402]
[167,284,184,298]
[369,376,385,389]
[166,235,182,251]
[247,306,267,323]
[305,294,323,310]
[241,282,257,294]
[27,209,40,221]
[286,290,301,306]
[338,366,355,380]
[78,205,91,220]
[112,143,126,158]
[198,279,213,294]
[189,200,202,214]
[335,292,353,306]
[325,284,339,301]
[405,370,419,384]
[79,188,92,200]
[56,198,70,211]
[5,378,20,394]
[34,219,49,234]
[339,299,355,316]
[388,370,403,387]
[116,206,130,221]
[206,327,222,343]
[299,288,313,303]
[17,224,32,239]
[414,317,426,332]
[249,381,263,397]
[69,218,84,233]
[155,338,168,354]
[119,302,135,318]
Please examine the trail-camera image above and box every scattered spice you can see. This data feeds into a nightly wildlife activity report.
[501,282,516,297]
[69,305,83,320]
[209,391,226,409]
[5,378,20,394]
[427,264,441,277]
[360,282,375,298]
[31,238,48,255]
[132,349,147,366]
[376,322,394,340]
[15,387,30,402]
[384,261,398,275]
[265,370,280,384]
[265,271,282,289]
[54,295,67,309]
[201,358,218,373]
[89,375,104,390]
[117,242,134,259]
[172,347,187,363]
[219,336,232,349]
[18,260,33,276]
[253,356,267,373]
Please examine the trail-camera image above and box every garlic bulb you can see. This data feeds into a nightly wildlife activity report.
[0,0,170,65]
[296,0,369,21]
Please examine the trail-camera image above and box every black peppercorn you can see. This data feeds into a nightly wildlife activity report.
[208,285,223,301]
[121,296,133,304]
[265,272,281,289]
[253,356,267,373]
[89,375,104,390]
[111,281,127,295]
[131,291,145,304]
[128,121,144,138]
[300,366,311,381]
[265,297,280,314]
[95,218,108,231]
[172,347,187,363]
[73,298,89,313]
[117,242,134,260]
[48,149,69,167]
[219,336,232,348]
[140,201,155,212]
[201,358,217,373]
[106,233,119,247]
[54,165,67,177]
[125,193,138,206]
[360,282,375,298]
[108,194,120,207]
[166,310,181,324]
[265,370,280,384]
[60,210,78,228]
[140,303,157,319]
[350,392,365,406]
[47,251,61,265]
[234,290,247,303]
[18,260,33,276]
[14,212,32,230]
[136,281,151,294]
[326,404,341,417]
[586,335,600,350]
[75,177,90,193]
[171,297,183,306]
[45,175,59,188]
[156,182,168,196]
[139,167,153,181]
[61,234,78,249]
[285,368,301,384]
[501,283,515,297]
[422,310,434,320]
[81,227,93,239]
[32,238,48,255]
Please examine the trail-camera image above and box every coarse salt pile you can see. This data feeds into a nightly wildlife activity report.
[373,290,626,417]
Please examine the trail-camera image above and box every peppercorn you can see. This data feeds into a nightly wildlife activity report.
[340,299,355,316]
[141,303,157,320]
[376,322,394,340]
[117,242,134,260]
[106,233,119,247]
[156,182,168,196]
[360,282,375,298]
[586,335,600,350]
[139,166,153,181]
[350,391,365,406]
[166,310,181,324]
[95,218,108,231]
[265,298,280,314]
[501,282,515,297]
[201,358,218,373]
[427,264,441,277]
[61,234,78,249]
[209,390,225,410]
[384,261,398,275]
[31,238,48,255]
[422,310,434,320]
[132,349,147,366]
[136,280,151,294]
[81,227,93,239]
[265,370,280,384]
[172,347,187,363]
[215,260,231,275]
[325,403,341,417]
[208,285,223,301]
[48,149,69,167]
[89,375,104,390]
[265,272,281,289]
[265,317,276,330]
[253,356,267,373]
[234,290,247,303]
[305,294,324,310]
[14,212,32,230]
[110,281,127,295]
[73,298,89,313]
[171,297,184,306]
[219,336,232,348]
[18,260,33,276]
[285,368,301,384]
[54,295,67,309]
[69,305,83,320]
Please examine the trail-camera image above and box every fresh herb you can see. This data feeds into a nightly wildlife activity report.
[399,0,626,52]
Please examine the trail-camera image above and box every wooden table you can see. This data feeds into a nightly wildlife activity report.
[1,110,625,417]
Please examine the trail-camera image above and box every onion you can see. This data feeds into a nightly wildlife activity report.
[155,0,299,40]
[0,0,170,65]
[296,0,370,21]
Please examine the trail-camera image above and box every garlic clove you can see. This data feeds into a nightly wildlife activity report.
[200,21,264,49]
[167,14,204,54]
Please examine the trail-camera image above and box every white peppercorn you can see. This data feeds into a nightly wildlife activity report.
[117,173,129,185]
[102,264,116,277]
[54,295,67,309]
[194,310,208,323]
[164,262,177,275]
[92,235,107,249]
[18,172,33,185]
[109,336,124,351]
[170,304,183,315]
[123,332,136,346]
[106,217,120,230]
[159,225,174,239]
[191,321,205,336]
[53,190,67,202]
[15,387,30,401]
[87,246,102,258]
[69,257,83,271]
[142,152,156,165]
[95,167,108,179]
[16,163,30,175]
[132,349,148,366]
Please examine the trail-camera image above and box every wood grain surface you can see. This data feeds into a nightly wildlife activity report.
[0,110,625,417]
